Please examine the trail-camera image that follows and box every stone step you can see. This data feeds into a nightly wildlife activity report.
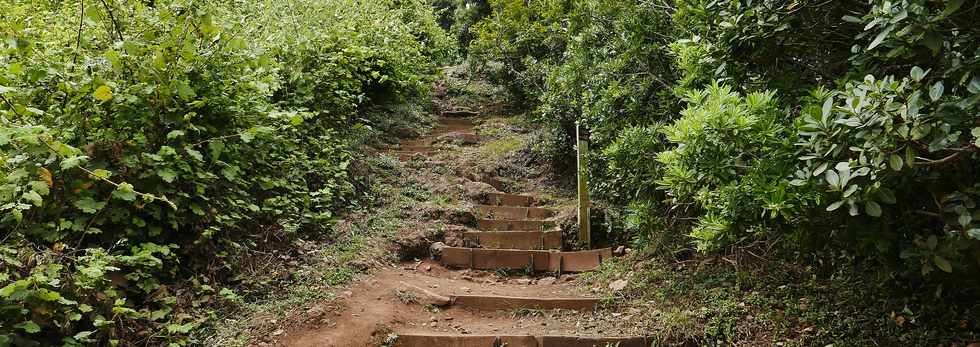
[392,334,652,347]
[463,230,561,250]
[480,192,535,207]
[439,247,613,273]
[476,219,556,231]
[450,295,599,311]
[474,205,554,220]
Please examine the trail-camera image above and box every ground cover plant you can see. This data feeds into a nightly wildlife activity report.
[0,0,450,345]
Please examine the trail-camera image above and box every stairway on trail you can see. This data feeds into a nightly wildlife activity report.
[387,115,649,347]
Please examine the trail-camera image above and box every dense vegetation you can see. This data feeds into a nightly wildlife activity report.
[465,0,980,343]
[0,0,450,345]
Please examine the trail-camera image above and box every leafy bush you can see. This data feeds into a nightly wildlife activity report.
[657,83,806,250]
[0,0,449,344]
[468,0,980,279]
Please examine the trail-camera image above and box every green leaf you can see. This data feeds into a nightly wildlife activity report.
[176,81,196,101]
[878,188,897,204]
[967,229,980,240]
[959,213,972,227]
[825,170,840,188]
[185,147,203,161]
[166,130,185,139]
[16,321,40,334]
[865,201,882,217]
[0,85,14,94]
[93,85,113,102]
[112,183,137,201]
[821,97,833,118]
[74,198,106,213]
[157,168,178,183]
[23,190,43,207]
[968,77,980,94]
[943,0,965,16]
[929,81,944,101]
[867,26,892,50]
[35,288,61,301]
[826,200,845,212]
[841,15,863,24]
[889,154,903,171]
[910,66,925,82]
[933,255,952,273]
[60,156,89,170]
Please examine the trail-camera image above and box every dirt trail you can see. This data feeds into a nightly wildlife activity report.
[276,116,647,347]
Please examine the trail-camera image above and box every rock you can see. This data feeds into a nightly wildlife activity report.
[614,246,625,256]
[423,264,432,272]
[395,281,451,307]
[537,276,557,285]
[271,329,284,336]
[624,248,633,255]
[429,242,446,259]
[609,279,629,292]
[463,181,499,200]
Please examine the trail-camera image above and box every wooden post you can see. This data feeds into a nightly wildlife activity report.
[576,121,591,248]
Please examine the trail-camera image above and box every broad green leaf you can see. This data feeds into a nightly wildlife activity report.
[23,190,43,207]
[176,81,196,101]
[841,15,863,23]
[16,321,40,334]
[969,77,980,94]
[167,130,185,139]
[933,255,952,273]
[825,170,840,188]
[878,188,897,204]
[959,213,972,227]
[60,156,89,170]
[943,0,965,16]
[910,66,925,82]
[967,229,980,240]
[112,183,137,201]
[93,85,113,102]
[91,169,112,180]
[865,201,882,217]
[929,81,944,101]
[74,198,106,213]
[889,154,903,171]
[34,288,61,301]
[157,168,178,183]
[185,147,204,161]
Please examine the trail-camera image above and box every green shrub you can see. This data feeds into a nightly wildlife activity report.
[466,0,980,278]
[0,0,449,344]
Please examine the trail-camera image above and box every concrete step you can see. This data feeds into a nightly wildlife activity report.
[474,205,554,220]
[476,219,556,231]
[463,230,561,250]
[480,192,535,207]
[392,334,652,347]
[439,247,613,273]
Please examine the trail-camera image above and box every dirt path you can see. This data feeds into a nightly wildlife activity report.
[275,116,648,347]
